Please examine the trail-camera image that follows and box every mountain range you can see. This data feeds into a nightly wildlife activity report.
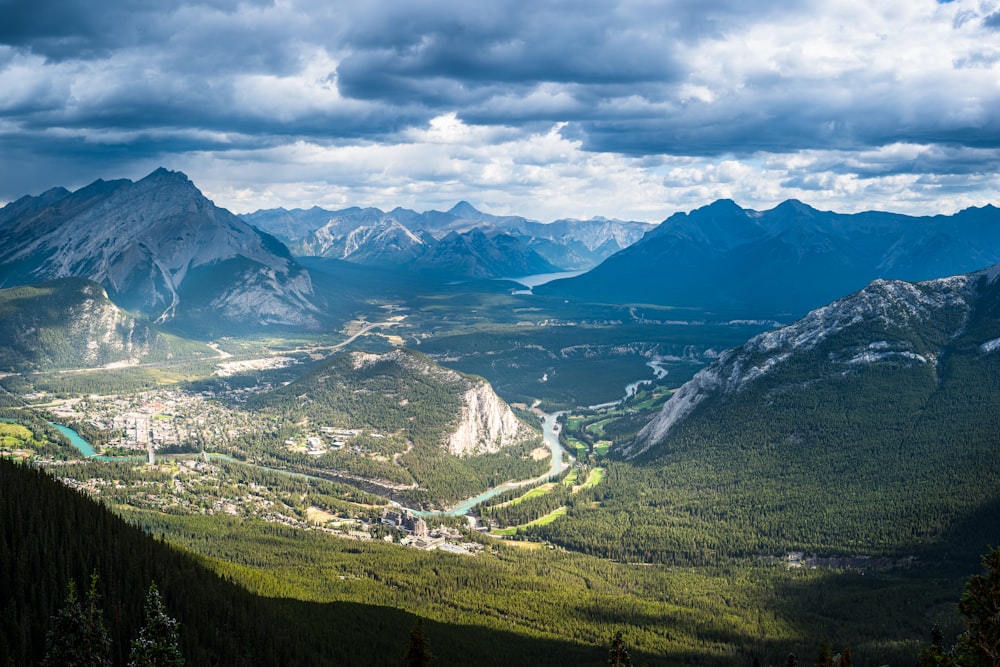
[531,262,1000,564]
[243,202,653,274]
[536,198,1000,319]
[0,169,323,332]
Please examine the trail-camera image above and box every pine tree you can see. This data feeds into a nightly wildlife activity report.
[955,546,1000,667]
[43,574,112,667]
[813,641,833,667]
[129,582,184,667]
[403,618,432,667]
[917,623,957,667]
[608,630,632,667]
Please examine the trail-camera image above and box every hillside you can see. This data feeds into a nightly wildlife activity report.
[531,264,1000,565]
[0,458,609,666]
[0,169,323,333]
[0,278,212,372]
[243,348,546,508]
[536,199,1000,319]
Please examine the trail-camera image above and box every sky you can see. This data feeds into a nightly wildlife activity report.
[1,0,999,222]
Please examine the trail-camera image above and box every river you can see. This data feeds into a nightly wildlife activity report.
[410,410,568,517]
[48,357,660,518]
[414,358,666,517]
[622,359,668,401]
[50,423,99,457]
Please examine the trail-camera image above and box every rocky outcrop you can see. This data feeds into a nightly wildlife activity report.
[0,277,210,371]
[348,349,532,457]
[447,381,530,457]
[66,282,155,365]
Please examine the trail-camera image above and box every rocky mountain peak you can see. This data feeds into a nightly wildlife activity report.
[447,201,486,220]
[0,168,320,330]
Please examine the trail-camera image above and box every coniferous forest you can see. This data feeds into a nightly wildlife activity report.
[0,458,609,666]
[5,456,1000,666]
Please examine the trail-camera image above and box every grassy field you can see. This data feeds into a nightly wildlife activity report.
[576,468,606,490]
[0,422,32,447]
[494,482,557,509]
[491,506,568,536]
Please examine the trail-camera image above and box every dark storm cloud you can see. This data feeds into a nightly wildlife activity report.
[0,0,275,61]
[334,3,684,102]
[1,0,999,213]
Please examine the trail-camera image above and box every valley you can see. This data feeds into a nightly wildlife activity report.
[1,275,990,665]
[1,171,999,666]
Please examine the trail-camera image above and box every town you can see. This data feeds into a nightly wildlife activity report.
[23,384,490,557]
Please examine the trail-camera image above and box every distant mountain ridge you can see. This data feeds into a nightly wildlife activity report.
[0,169,322,332]
[243,202,653,274]
[535,198,1000,318]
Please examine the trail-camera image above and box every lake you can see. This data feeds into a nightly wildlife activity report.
[500,270,585,293]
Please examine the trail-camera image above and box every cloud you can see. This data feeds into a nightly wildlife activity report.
[0,0,999,219]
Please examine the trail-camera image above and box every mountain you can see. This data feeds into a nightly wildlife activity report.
[412,228,559,279]
[244,348,546,508]
[0,277,212,372]
[530,263,1000,564]
[0,169,322,332]
[629,262,1000,457]
[535,199,1000,318]
[299,212,429,265]
[243,203,653,273]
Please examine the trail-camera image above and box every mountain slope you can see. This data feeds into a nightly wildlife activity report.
[413,228,559,279]
[0,278,212,372]
[530,264,1000,564]
[536,199,1000,318]
[0,169,322,331]
[244,348,546,508]
[0,458,602,666]
[629,265,998,456]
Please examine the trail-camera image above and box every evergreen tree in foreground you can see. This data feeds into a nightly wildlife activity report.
[915,546,1000,667]
[607,630,632,667]
[954,546,1000,667]
[129,582,184,667]
[916,625,954,667]
[43,573,112,667]
[403,618,432,667]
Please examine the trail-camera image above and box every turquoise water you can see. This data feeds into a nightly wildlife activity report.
[411,410,569,517]
[1,417,100,458]
[50,423,98,457]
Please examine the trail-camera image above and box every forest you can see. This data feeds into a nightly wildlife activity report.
[6,456,1000,666]
[2,275,998,665]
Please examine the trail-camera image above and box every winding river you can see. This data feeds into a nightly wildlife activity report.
[411,409,568,517]
[48,358,663,518]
